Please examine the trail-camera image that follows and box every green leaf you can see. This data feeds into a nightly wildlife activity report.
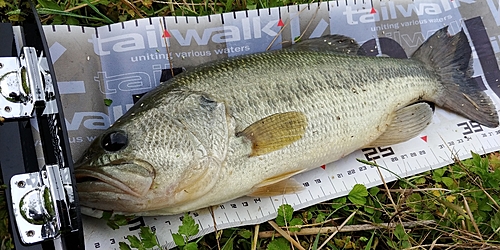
[101,211,113,220]
[178,213,199,237]
[172,233,185,247]
[115,215,132,226]
[450,165,467,179]
[416,176,427,184]
[348,184,368,205]
[441,177,457,189]
[466,198,478,212]
[184,242,198,250]
[118,14,129,22]
[119,242,132,250]
[483,168,500,189]
[402,240,412,249]
[315,212,326,223]
[387,240,397,249]
[407,193,422,211]
[104,98,113,106]
[331,197,346,209]
[267,237,290,250]
[107,221,119,230]
[276,204,294,226]
[394,224,408,241]
[289,218,303,232]
[238,229,252,239]
[471,151,482,167]
[139,227,158,248]
[106,214,133,230]
[368,187,380,196]
[364,204,375,215]
[432,168,446,182]
[491,211,500,231]
[127,235,143,249]
[470,189,486,199]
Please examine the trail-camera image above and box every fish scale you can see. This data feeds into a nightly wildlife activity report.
[110,55,437,213]
[74,28,499,216]
[178,50,436,133]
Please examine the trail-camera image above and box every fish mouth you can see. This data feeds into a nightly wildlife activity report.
[75,168,141,197]
[75,160,155,198]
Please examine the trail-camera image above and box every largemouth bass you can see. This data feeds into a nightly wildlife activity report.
[75,27,499,216]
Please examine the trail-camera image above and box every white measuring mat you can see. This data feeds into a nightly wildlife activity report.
[40,0,500,248]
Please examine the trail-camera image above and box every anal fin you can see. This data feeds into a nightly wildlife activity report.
[248,170,305,197]
[368,102,434,147]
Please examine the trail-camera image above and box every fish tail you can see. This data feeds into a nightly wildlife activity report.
[411,27,499,128]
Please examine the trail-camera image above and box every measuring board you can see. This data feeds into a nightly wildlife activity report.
[39,0,500,249]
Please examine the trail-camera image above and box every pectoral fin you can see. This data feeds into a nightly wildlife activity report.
[249,170,305,197]
[237,112,307,157]
[368,102,434,147]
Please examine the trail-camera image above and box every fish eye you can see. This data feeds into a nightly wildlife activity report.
[101,130,128,152]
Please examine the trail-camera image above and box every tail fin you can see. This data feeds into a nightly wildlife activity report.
[411,27,499,128]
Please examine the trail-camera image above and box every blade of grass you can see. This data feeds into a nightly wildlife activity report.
[37,8,111,22]
[364,231,375,250]
[317,210,357,250]
[251,224,259,250]
[461,194,482,240]
[64,0,101,12]
[81,0,114,24]
[268,220,305,250]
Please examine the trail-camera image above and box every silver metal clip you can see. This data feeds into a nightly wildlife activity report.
[10,165,78,244]
[0,47,57,119]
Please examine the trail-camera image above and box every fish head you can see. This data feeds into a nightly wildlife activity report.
[75,89,230,214]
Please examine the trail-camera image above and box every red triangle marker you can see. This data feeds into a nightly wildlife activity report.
[370,7,377,14]
[162,30,171,38]
[277,19,284,27]
[320,165,326,170]
[421,136,427,142]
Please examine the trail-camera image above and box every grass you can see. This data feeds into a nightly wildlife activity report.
[1,1,500,249]
[1,0,314,25]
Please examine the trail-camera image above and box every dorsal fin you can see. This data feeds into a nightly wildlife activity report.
[287,35,366,55]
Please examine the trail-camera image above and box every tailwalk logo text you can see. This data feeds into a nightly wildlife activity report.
[343,0,474,25]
